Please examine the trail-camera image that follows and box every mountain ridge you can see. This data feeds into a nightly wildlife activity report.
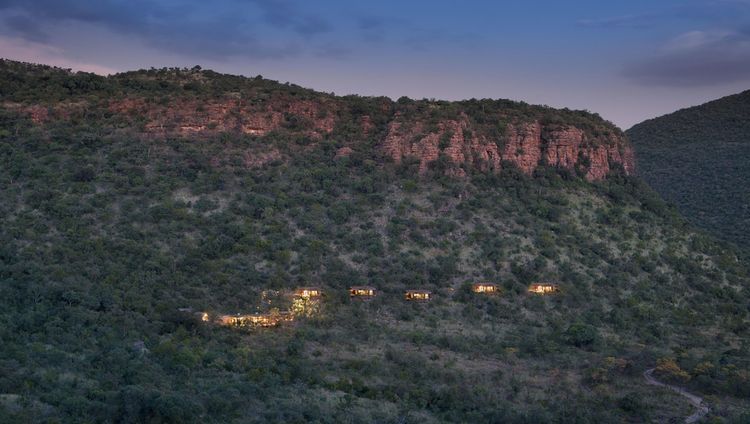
[627,89,750,249]
[1,59,634,182]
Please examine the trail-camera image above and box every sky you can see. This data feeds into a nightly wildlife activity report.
[1,0,749,129]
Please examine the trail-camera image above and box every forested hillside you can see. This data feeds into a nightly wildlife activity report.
[627,91,750,249]
[1,60,748,423]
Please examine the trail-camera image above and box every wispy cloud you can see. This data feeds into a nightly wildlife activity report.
[0,0,331,60]
[356,15,390,43]
[250,0,332,37]
[578,0,750,30]
[623,29,750,86]
[0,35,117,74]
[3,14,50,42]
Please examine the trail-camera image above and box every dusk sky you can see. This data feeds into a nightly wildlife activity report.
[1,0,750,128]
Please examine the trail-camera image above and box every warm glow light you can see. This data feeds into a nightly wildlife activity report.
[528,284,558,294]
[472,283,498,294]
[350,287,376,297]
[295,287,322,299]
[405,290,431,301]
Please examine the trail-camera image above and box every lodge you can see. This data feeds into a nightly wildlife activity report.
[405,289,431,302]
[217,312,287,327]
[472,283,498,294]
[350,286,377,299]
[528,283,559,295]
[294,287,323,299]
[217,314,239,326]
[200,280,564,332]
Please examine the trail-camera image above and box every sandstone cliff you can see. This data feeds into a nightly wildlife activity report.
[4,63,634,181]
[382,113,634,181]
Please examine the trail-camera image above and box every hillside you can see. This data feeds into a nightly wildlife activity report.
[0,59,634,181]
[627,91,750,249]
[0,60,749,423]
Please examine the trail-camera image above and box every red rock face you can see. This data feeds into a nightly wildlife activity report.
[383,116,634,181]
[618,143,636,175]
[26,105,49,124]
[16,95,634,180]
[503,122,543,175]
[360,115,374,134]
[108,98,336,138]
[543,126,583,170]
[384,115,506,176]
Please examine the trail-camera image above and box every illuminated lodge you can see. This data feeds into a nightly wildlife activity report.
[350,286,377,299]
[294,287,323,299]
[528,283,559,295]
[405,290,431,301]
[472,283,498,294]
[217,312,291,328]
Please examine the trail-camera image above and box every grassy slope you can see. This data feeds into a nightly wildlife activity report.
[626,90,750,249]
[0,61,749,423]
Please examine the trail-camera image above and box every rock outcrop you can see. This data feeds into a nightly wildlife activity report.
[108,98,337,139]
[12,85,634,181]
[383,114,634,181]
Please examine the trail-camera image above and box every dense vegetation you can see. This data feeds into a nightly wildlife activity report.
[1,60,749,423]
[0,59,622,141]
[627,90,750,249]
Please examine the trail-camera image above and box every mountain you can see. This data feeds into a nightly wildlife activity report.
[626,91,750,249]
[1,60,748,423]
[0,59,634,181]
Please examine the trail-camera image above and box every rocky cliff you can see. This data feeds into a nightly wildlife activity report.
[382,113,634,181]
[2,61,634,181]
[17,97,634,181]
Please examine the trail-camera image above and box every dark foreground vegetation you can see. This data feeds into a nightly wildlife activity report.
[0,61,749,423]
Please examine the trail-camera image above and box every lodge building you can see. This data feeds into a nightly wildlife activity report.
[405,289,431,302]
[294,287,323,299]
[472,283,498,294]
[528,283,559,295]
[350,286,377,299]
[217,312,290,327]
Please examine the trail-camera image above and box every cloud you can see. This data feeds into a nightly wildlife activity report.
[0,0,332,60]
[0,35,117,74]
[664,29,734,50]
[351,14,478,52]
[623,29,750,86]
[3,13,49,42]
[249,0,332,36]
[356,16,389,43]
[578,0,750,30]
